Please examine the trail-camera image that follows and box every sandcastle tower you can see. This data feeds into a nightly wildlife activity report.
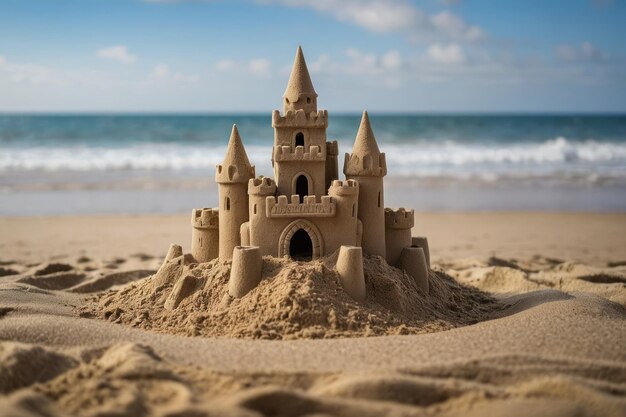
[272,46,330,198]
[385,208,414,266]
[190,208,219,263]
[344,111,387,257]
[215,125,255,260]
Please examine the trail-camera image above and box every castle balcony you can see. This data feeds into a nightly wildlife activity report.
[273,145,326,162]
[272,109,328,128]
[266,194,336,218]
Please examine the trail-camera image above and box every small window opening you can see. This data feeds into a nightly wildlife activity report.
[295,132,304,147]
[377,191,381,208]
[225,197,230,211]
[352,203,356,217]
[285,98,290,104]
[253,204,257,215]
[307,97,311,104]
[295,175,308,201]
[199,237,203,247]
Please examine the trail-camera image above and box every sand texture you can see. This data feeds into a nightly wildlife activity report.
[0,212,625,416]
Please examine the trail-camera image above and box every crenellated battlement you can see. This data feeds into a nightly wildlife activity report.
[272,109,328,128]
[326,140,338,156]
[384,208,414,230]
[266,194,336,218]
[273,145,325,162]
[248,176,277,196]
[344,152,387,177]
[191,208,219,229]
[328,179,359,196]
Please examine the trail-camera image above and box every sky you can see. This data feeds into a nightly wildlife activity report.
[0,0,625,113]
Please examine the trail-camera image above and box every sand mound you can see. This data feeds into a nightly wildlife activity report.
[0,342,78,393]
[447,256,626,306]
[84,252,498,339]
[69,270,155,293]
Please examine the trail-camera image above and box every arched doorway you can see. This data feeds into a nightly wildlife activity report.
[295,174,308,201]
[279,219,323,260]
[289,229,313,261]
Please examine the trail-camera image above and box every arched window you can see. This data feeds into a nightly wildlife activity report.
[225,197,230,211]
[295,175,308,201]
[306,97,311,104]
[295,132,304,148]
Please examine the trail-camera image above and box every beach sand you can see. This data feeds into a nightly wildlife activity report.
[1,212,625,416]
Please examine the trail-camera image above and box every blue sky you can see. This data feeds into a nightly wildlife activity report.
[0,0,625,112]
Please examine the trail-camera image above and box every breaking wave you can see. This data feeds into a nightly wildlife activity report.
[1,137,625,186]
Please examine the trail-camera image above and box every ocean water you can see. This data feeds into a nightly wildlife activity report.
[1,114,625,215]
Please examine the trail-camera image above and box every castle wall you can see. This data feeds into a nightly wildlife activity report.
[247,179,359,258]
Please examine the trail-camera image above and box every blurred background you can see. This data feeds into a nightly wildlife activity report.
[1,0,625,215]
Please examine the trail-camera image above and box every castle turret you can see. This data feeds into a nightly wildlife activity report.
[216,125,255,261]
[246,176,277,255]
[283,46,317,114]
[190,208,219,263]
[384,208,414,266]
[344,111,387,258]
[273,46,328,199]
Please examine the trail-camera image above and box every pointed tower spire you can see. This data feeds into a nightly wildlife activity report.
[344,111,387,177]
[282,46,318,113]
[215,124,255,184]
[284,46,317,102]
[352,111,381,158]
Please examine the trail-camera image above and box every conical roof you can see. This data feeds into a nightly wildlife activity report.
[215,124,255,183]
[283,46,317,103]
[351,111,381,157]
[344,110,386,177]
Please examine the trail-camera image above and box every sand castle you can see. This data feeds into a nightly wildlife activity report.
[191,47,430,299]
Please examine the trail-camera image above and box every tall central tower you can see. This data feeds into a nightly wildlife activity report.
[272,46,329,199]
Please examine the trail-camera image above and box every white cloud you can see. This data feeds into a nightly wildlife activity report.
[426,43,466,65]
[172,72,199,83]
[556,42,606,63]
[152,63,170,78]
[430,11,484,41]
[259,0,485,42]
[0,55,65,86]
[96,45,137,64]
[148,63,198,83]
[381,50,402,70]
[215,59,236,71]
[248,58,271,77]
[214,58,272,77]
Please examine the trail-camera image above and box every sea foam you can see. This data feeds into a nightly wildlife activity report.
[2,137,625,180]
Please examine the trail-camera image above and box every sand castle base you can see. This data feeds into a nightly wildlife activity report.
[85,239,497,340]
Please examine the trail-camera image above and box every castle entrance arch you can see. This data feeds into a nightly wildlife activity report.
[279,219,323,261]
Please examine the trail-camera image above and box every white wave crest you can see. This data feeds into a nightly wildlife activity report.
[1,138,625,178]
